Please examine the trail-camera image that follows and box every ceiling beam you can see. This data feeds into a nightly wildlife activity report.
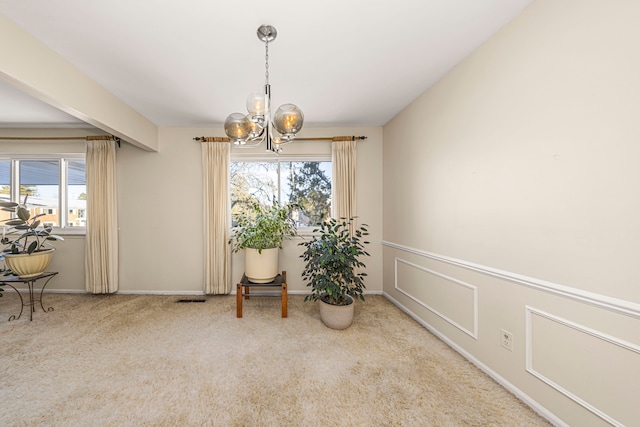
[0,14,158,152]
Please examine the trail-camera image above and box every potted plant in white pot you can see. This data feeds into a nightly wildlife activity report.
[1,195,64,278]
[229,201,298,283]
[299,217,370,329]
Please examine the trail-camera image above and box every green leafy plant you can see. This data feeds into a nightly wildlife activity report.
[229,202,298,253]
[0,195,64,255]
[299,217,370,306]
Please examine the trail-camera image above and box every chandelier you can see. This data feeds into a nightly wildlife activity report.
[223,25,304,153]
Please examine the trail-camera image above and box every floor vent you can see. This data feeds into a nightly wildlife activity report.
[176,299,206,303]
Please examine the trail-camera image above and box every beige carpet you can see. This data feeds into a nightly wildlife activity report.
[0,292,551,426]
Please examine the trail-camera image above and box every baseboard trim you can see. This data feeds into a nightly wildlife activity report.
[6,289,210,296]
[382,240,640,320]
[5,289,384,297]
[230,290,384,296]
[383,291,569,427]
[7,288,86,294]
[116,290,206,296]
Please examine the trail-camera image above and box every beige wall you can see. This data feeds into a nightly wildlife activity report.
[382,0,640,426]
[117,126,383,295]
[1,126,382,296]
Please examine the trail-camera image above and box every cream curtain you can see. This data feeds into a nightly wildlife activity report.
[85,137,119,294]
[202,140,231,295]
[332,139,357,227]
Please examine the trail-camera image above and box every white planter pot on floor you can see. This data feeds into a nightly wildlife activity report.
[319,294,355,330]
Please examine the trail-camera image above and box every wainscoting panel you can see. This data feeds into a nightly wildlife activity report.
[395,257,478,338]
[383,241,640,425]
[382,241,640,320]
[526,306,640,427]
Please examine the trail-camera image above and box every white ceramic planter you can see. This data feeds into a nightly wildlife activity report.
[245,247,279,283]
[3,248,55,278]
[319,295,355,330]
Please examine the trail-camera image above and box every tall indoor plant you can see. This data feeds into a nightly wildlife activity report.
[299,217,370,329]
[1,195,64,278]
[229,201,298,283]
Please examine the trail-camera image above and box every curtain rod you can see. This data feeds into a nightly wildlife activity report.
[193,135,367,143]
[0,135,121,147]
[0,136,85,140]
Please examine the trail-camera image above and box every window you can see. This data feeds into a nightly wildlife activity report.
[0,155,86,230]
[230,158,332,228]
[0,160,10,225]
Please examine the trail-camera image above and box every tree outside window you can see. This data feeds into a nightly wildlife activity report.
[231,160,331,228]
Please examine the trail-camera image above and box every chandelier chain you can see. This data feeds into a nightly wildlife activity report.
[264,40,270,85]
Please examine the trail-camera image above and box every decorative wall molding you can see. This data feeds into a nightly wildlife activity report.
[382,241,640,320]
[525,306,640,427]
[394,257,478,338]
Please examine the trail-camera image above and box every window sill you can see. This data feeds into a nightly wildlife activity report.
[51,228,87,237]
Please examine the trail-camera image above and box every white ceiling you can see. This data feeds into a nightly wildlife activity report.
[0,0,533,129]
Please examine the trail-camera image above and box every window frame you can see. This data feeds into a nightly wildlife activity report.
[230,153,332,234]
[0,153,86,235]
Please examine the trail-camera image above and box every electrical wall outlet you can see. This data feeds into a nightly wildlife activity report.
[500,329,513,351]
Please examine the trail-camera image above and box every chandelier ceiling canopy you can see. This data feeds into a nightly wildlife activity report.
[223,25,304,153]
